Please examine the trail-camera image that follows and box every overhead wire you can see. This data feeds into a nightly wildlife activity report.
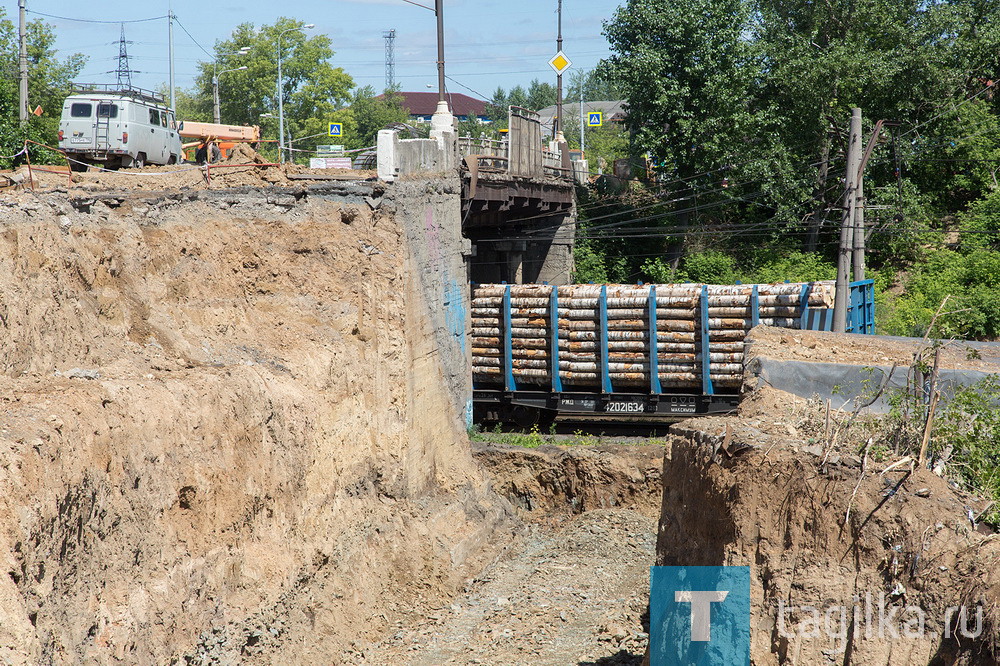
[171,16,214,60]
[26,10,166,24]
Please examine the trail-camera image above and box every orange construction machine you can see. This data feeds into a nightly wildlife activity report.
[178,121,261,162]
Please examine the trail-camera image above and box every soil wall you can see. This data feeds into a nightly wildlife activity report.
[656,423,1000,665]
[0,183,509,664]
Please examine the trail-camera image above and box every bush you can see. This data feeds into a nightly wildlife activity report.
[936,377,1000,522]
[879,249,1000,339]
[746,251,836,283]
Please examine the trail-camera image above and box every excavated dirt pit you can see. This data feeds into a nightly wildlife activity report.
[0,183,511,664]
[4,176,1000,666]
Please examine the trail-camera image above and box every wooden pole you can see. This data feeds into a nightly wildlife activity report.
[918,390,939,466]
[834,108,862,332]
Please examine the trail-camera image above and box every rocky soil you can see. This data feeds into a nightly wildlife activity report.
[0,186,510,664]
[357,443,668,665]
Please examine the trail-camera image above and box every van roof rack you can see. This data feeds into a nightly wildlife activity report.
[69,83,167,105]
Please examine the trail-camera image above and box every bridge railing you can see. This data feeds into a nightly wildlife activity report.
[457,136,507,158]
[457,106,573,181]
[542,149,571,179]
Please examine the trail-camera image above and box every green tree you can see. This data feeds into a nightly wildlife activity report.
[0,8,86,159]
[486,86,509,125]
[602,0,786,269]
[324,86,409,152]
[186,18,353,150]
[525,79,557,110]
[566,69,621,103]
[752,0,1000,250]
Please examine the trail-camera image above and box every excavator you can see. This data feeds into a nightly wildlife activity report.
[177,121,261,163]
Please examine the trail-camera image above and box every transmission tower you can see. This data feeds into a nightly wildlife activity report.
[115,24,133,89]
[384,29,396,90]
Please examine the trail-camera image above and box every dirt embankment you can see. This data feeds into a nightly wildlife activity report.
[0,187,512,664]
[472,442,665,520]
[657,390,1000,665]
[747,326,1000,373]
[359,442,666,665]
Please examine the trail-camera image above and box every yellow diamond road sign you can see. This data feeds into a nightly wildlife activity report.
[548,51,572,75]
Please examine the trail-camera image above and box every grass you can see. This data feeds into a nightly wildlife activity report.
[468,423,669,449]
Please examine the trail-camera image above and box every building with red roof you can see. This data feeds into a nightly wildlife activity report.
[384,91,489,124]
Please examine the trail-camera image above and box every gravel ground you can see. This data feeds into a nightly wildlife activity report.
[354,509,655,666]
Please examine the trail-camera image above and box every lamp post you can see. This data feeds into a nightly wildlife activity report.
[277,23,315,163]
[213,65,248,124]
[211,47,249,123]
[400,0,452,132]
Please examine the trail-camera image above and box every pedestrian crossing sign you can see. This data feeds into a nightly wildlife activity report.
[328,123,343,137]
[588,112,603,127]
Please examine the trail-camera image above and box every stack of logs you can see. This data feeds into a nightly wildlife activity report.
[471,282,835,390]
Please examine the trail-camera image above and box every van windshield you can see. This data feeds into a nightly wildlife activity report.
[70,103,92,118]
[97,103,118,118]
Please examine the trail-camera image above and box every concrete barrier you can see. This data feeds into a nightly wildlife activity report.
[377,129,457,182]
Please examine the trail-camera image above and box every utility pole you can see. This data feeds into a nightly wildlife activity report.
[18,0,28,123]
[213,74,220,124]
[555,0,563,139]
[168,4,175,110]
[833,107,862,333]
[853,160,866,281]
[435,0,445,105]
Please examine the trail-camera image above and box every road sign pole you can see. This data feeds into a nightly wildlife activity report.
[556,0,563,138]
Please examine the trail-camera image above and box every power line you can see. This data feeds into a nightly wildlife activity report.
[900,80,999,139]
[171,16,213,60]
[26,10,166,23]
[444,75,491,102]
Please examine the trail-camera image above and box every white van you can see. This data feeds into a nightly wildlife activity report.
[58,85,183,170]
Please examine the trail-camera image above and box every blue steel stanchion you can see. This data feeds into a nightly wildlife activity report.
[866,282,875,334]
[750,284,760,328]
[503,284,517,391]
[549,286,563,392]
[648,285,662,394]
[799,283,811,330]
[700,285,714,396]
[599,285,612,394]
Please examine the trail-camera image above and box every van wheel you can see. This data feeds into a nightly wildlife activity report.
[133,153,146,169]
[69,160,88,172]
[167,155,177,165]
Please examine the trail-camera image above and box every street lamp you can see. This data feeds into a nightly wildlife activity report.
[277,23,315,163]
[212,47,250,124]
[213,65,248,124]
[400,0,452,132]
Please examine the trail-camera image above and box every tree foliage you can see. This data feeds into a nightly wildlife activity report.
[0,8,86,163]
[486,79,559,128]
[182,18,353,157]
[580,0,1000,338]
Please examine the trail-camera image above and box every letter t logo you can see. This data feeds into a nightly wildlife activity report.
[675,591,729,641]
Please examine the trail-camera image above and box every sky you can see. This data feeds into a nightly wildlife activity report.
[25,0,621,102]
